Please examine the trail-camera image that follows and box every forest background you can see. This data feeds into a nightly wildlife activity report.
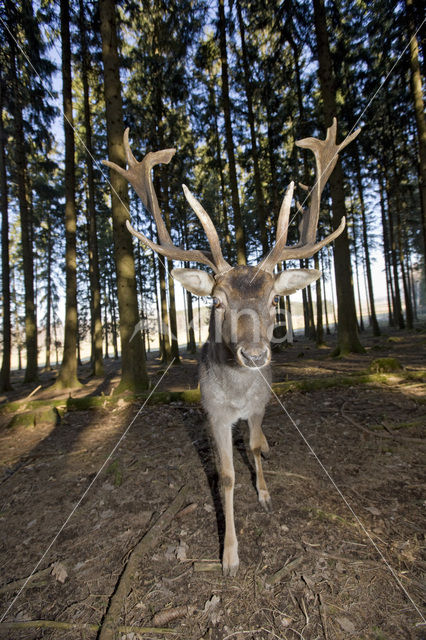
[0,0,425,393]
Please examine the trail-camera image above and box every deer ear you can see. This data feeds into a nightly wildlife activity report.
[274,268,321,295]
[172,268,215,296]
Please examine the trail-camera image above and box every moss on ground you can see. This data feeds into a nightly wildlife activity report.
[2,368,424,430]
[369,357,403,373]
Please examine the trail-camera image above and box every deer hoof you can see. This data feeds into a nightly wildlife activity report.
[259,490,272,512]
[222,547,239,577]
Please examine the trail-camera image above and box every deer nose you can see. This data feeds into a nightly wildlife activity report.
[238,345,271,368]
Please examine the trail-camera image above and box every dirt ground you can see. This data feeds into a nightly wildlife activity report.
[0,328,425,639]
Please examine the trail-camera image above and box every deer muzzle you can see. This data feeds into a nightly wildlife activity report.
[237,344,271,369]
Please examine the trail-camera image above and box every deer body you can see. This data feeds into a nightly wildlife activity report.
[104,119,359,576]
[199,287,272,576]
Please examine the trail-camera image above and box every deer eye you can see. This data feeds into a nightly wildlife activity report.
[273,295,280,306]
[212,297,223,308]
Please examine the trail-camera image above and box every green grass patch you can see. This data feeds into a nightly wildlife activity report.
[309,507,356,529]
[106,460,123,487]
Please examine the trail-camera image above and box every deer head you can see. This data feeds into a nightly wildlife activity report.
[104,120,359,368]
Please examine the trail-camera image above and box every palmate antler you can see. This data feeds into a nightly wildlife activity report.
[104,120,359,275]
[258,118,360,273]
[103,129,232,275]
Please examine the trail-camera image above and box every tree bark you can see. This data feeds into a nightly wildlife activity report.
[314,253,324,345]
[7,15,39,382]
[162,174,180,363]
[349,204,365,331]
[353,149,380,335]
[312,0,364,354]
[218,0,246,264]
[0,75,12,390]
[99,0,149,390]
[378,173,394,326]
[320,252,331,334]
[79,0,104,377]
[55,0,81,388]
[383,167,405,328]
[103,284,109,359]
[158,257,171,363]
[45,211,52,370]
[107,271,119,359]
[406,0,426,260]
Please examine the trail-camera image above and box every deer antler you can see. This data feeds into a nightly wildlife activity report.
[103,129,232,275]
[258,118,360,273]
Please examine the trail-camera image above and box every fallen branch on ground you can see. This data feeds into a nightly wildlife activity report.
[266,556,304,587]
[97,484,190,640]
[0,620,176,634]
[341,402,425,444]
[0,567,51,594]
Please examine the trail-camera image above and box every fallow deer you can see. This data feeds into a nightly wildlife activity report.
[104,118,359,576]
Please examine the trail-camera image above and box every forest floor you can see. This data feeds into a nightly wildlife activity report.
[0,326,425,640]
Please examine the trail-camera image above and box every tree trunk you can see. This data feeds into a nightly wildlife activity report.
[99,0,148,390]
[7,23,38,382]
[378,173,394,326]
[353,149,380,335]
[183,261,196,353]
[151,253,162,354]
[312,0,364,354]
[11,268,23,370]
[236,0,267,254]
[320,252,331,334]
[45,211,52,370]
[55,0,80,389]
[186,290,196,353]
[349,204,365,331]
[198,297,202,345]
[103,285,109,359]
[107,272,119,359]
[162,174,180,363]
[158,255,172,363]
[406,0,426,260]
[285,296,293,344]
[383,168,405,328]
[79,0,104,377]
[314,253,324,345]
[302,286,310,337]
[218,0,246,264]
[0,75,12,390]
[397,218,414,329]
[327,246,338,330]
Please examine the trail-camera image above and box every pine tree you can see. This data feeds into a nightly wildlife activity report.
[99,0,149,391]
[0,72,12,390]
[55,0,80,389]
[312,0,364,354]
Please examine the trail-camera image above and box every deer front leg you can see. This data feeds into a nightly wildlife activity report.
[211,421,239,577]
[248,412,271,512]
